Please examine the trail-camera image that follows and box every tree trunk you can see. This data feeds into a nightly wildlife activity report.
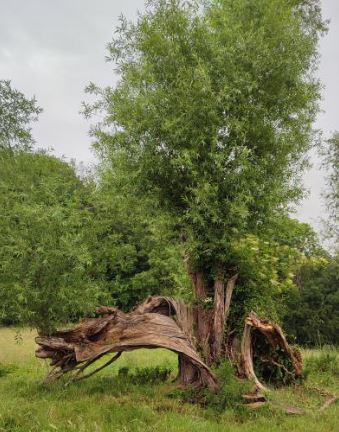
[224,273,238,323]
[211,275,225,363]
[189,267,239,365]
[211,273,239,364]
[190,271,213,363]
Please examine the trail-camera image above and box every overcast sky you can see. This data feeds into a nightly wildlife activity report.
[0,0,338,235]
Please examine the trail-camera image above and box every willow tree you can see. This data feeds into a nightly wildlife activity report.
[86,0,326,365]
[0,80,42,151]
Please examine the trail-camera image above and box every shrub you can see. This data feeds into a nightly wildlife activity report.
[118,366,172,384]
[0,363,16,378]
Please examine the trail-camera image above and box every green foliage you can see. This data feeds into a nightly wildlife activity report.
[86,0,326,277]
[321,132,339,249]
[0,1,333,347]
[0,146,190,329]
[0,80,42,151]
[0,363,16,378]
[283,255,339,346]
[86,167,191,311]
[251,331,301,387]
[83,0,329,333]
[0,150,101,334]
[228,234,301,325]
[226,215,328,328]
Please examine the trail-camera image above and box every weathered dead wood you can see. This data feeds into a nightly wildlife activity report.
[242,392,266,403]
[35,296,299,396]
[240,311,302,391]
[36,299,219,392]
[72,352,122,382]
[133,296,200,386]
[319,396,338,411]
[212,275,225,363]
[224,274,238,324]
[283,405,305,415]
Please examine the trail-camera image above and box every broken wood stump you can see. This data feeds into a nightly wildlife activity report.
[240,312,302,391]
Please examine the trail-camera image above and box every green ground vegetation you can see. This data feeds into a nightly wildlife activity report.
[0,328,338,432]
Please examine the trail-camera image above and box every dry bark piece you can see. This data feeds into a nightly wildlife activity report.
[240,311,302,391]
[242,393,266,403]
[319,396,338,411]
[284,405,305,415]
[36,298,219,392]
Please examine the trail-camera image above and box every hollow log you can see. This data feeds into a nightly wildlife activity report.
[240,311,302,391]
[35,298,219,392]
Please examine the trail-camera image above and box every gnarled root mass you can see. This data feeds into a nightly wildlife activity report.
[35,296,219,392]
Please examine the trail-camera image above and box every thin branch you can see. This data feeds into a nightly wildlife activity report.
[70,352,122,383]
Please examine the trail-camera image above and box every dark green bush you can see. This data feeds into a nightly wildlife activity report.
[118,366,172,384]
[0,363,17,378]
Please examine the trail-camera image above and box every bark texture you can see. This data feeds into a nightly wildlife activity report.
[190,272,212,363]
[189,270,239,365]
[35,297,219,392]
[240,311,302,391]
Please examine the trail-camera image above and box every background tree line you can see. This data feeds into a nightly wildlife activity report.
[0,0,337,347]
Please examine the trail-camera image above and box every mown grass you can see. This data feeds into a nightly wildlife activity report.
[0,327,338,432]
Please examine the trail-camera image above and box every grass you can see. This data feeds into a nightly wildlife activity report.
[0,327,338,432]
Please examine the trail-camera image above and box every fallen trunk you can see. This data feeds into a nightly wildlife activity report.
[35,298,219,392]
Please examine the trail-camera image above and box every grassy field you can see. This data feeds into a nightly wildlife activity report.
[0,327,338,432]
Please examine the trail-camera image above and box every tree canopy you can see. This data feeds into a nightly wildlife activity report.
[87,0,326,275]
[83,0,329,362]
